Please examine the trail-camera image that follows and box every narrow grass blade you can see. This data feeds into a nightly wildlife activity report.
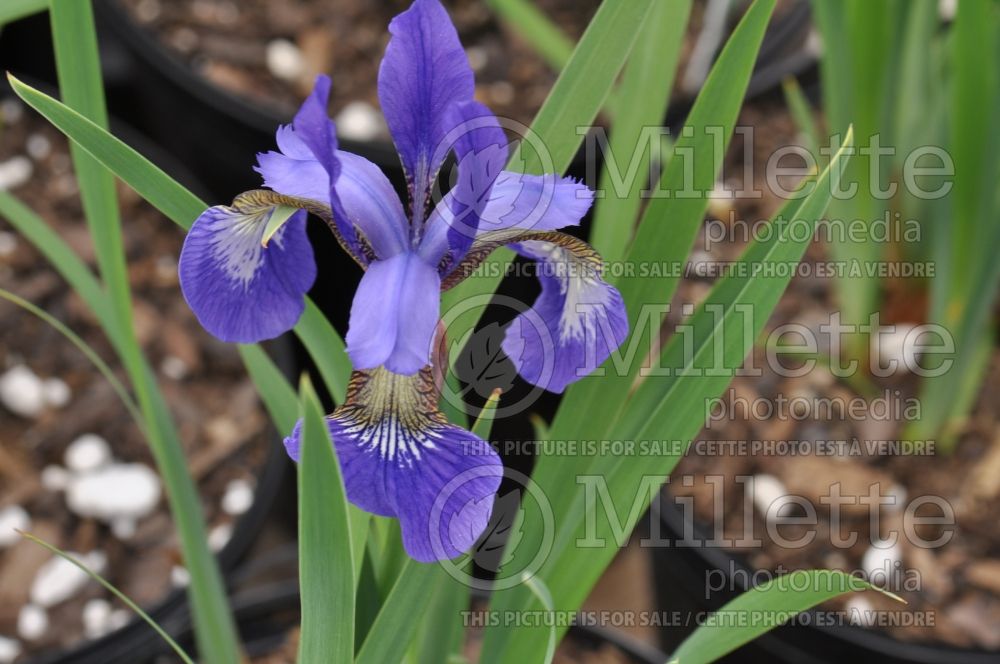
[413,574,470,664]
[781,76,819,158]
[355,561,443,664]
[669,571,900,664]
[0,287,141,425]
[483,0,574,71]
[522,575,556,664]
[471,387,502,438]
[48,2,240,658]
[0,0,47,25]
[297,377,354,663]
[20,532,195,664]
[589,0,692,263]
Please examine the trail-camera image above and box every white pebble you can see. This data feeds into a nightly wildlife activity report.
[862,543,902,587]
[17,604,48,641]
[0,365,46,418]
[0,156,33,190]
[335,101,382,141]
[940,0,957,21]
[885,484,908,513]
[0,505,30,548]
[66,463,161,522]
[747,474,793,519]
[40,465,71,491]
[847,596,876,627]
[30,551,106,607]
[221,479,254,516]
[208,522,233,552]
[0,99,24,124]
[466,46,487,72]
[872,323,917,374]
[110,517,136,540]
[106,609,130,631]
[160,355,189,380]
[171,566,190,587]
[26,134,52,161]
[0,231,16,258]
[82,598,112,639]
[0,636,21,664]
[43,378,71,408]
[65,434,112,473]
[265,39,305,81]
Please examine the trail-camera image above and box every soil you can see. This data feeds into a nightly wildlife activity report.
[661,98,1000,651]
[115,0,602,134]
[0,100,271,659]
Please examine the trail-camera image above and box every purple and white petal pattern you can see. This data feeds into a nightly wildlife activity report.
[378,0,474,220]
[345,252,441,374]
[284,367,502,562]
[179,205,315,343]
[502,239,629,393]
[257,137,409,259]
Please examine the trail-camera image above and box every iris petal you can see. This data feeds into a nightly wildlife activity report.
[345,252,441,374]
[256,133,409,259]
[501,239,629,393]
[378,0,474,216]
[179,204,315,343]
[284,367,502,562]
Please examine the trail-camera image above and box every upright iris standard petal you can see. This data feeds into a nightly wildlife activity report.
[501,239,629,393]
[345,252,442,374]
[287,75,367,262]
[284,367,503,562]
[378,0,474,219]
[179,204,315,343]
[256,129,409,260]
[439,101,508,263]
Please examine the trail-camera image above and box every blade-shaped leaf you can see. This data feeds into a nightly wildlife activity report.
[297,377,354,663]
[355,561,443,664]
[669,570,899,664]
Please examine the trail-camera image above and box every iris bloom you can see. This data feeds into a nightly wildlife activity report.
[179,0,627,562]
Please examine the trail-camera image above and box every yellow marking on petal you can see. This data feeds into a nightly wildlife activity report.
[260,205,300,247]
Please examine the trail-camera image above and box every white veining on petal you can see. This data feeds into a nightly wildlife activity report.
[210,207,288,290]
[519,240,608,343]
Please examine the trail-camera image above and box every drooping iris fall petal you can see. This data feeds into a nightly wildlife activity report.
[284,367,502,562]
[179,203,315,343]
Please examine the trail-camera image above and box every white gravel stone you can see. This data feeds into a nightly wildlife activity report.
[110,517,137,540]
[17,604,48,641]
[747,474,793,519]
[208,522,233,552]
[335,101,382,141]
[106,609,130,631]
[171,566,190,587]
[40,465,71,491]
[66,463,161,522]
[64,434,112,473]
[26,134,52,161]
[265,39,305,81]
[0,365,47,418]
[221,478,254,516]
[872,323,918,374]
[847,596,877,627]
[0,636,21,664]
[0,99,24,124]
[30,551,106,607]
[0,156,33,190]
[0,231,17,258]
[862,542,902,587]
[0,505,30,548]
[160,355,189,380]
[43,378,71,408]
[82,598,112,639]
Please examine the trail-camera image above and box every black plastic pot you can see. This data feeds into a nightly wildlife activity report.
[648,494,1000,664]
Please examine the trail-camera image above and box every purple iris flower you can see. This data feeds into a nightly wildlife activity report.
[178,0,628,562]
